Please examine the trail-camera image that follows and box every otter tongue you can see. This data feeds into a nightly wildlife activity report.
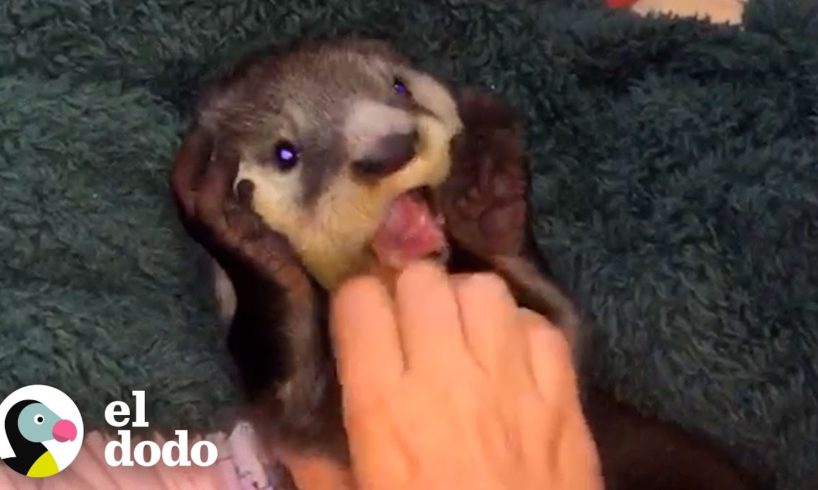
[372,191,445,269]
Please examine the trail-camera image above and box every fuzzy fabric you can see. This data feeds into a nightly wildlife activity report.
[0,0,816,488]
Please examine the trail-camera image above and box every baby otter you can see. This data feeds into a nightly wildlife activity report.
[170,37,762,489]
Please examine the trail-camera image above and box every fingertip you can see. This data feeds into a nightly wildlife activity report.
[394,259,448,295]
[393,260,469,370]
[331,274,389,324]
[330,273,404,395]
[451,271,513,304]
[450,272,519,375]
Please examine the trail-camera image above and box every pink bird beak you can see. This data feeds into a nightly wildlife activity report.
[52,419,77,443]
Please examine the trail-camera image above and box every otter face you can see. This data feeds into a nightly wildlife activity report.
[198,39,462,289]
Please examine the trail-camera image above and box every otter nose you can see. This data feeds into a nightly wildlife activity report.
[353,130,418,179]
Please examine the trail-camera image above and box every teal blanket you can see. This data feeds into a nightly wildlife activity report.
[1,0,816,488]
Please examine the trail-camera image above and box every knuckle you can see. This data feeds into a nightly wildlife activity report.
[528,319,573,365]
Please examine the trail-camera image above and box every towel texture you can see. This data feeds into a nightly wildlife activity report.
[0,0,816,488]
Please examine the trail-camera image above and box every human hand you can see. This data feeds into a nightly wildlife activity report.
[330,261,603,490]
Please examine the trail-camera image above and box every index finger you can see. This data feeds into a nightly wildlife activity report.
[330,275,405,398]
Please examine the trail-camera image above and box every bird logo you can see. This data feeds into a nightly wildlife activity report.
[0,385,84,479]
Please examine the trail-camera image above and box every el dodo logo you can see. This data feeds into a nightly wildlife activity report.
[103,390,218,468]
[0,385,83,479]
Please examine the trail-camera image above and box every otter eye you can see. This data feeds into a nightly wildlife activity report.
[393,77,410,96]
[273,140,299,170]
[34,414,44,425]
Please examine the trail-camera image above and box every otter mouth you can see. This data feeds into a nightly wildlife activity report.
[370,186,449,270]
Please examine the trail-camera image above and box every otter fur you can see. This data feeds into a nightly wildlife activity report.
[170,37,763,489]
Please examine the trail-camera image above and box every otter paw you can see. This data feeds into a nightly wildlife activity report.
[220,189,311,296]
[171,125,310,295]
[440,89,530,258]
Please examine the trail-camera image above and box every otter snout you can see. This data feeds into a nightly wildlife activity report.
[353,130,418,178]
[345,99,419,181]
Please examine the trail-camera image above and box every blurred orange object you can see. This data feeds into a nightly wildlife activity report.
[631,0,743,24]
[607,0,639,8]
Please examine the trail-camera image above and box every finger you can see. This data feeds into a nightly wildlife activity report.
[279,452,359,490]
[558,409,604,490]
[521,308,578,406]
[394,261,467,373]
[450,272,523,376]
[197,143,241,227]
[170,123,213,214]
[330,275,404,398]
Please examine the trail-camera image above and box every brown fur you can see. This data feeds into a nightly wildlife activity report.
[170,37,764,490]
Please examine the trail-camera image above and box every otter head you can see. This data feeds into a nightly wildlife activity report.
[197,38,462,290]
